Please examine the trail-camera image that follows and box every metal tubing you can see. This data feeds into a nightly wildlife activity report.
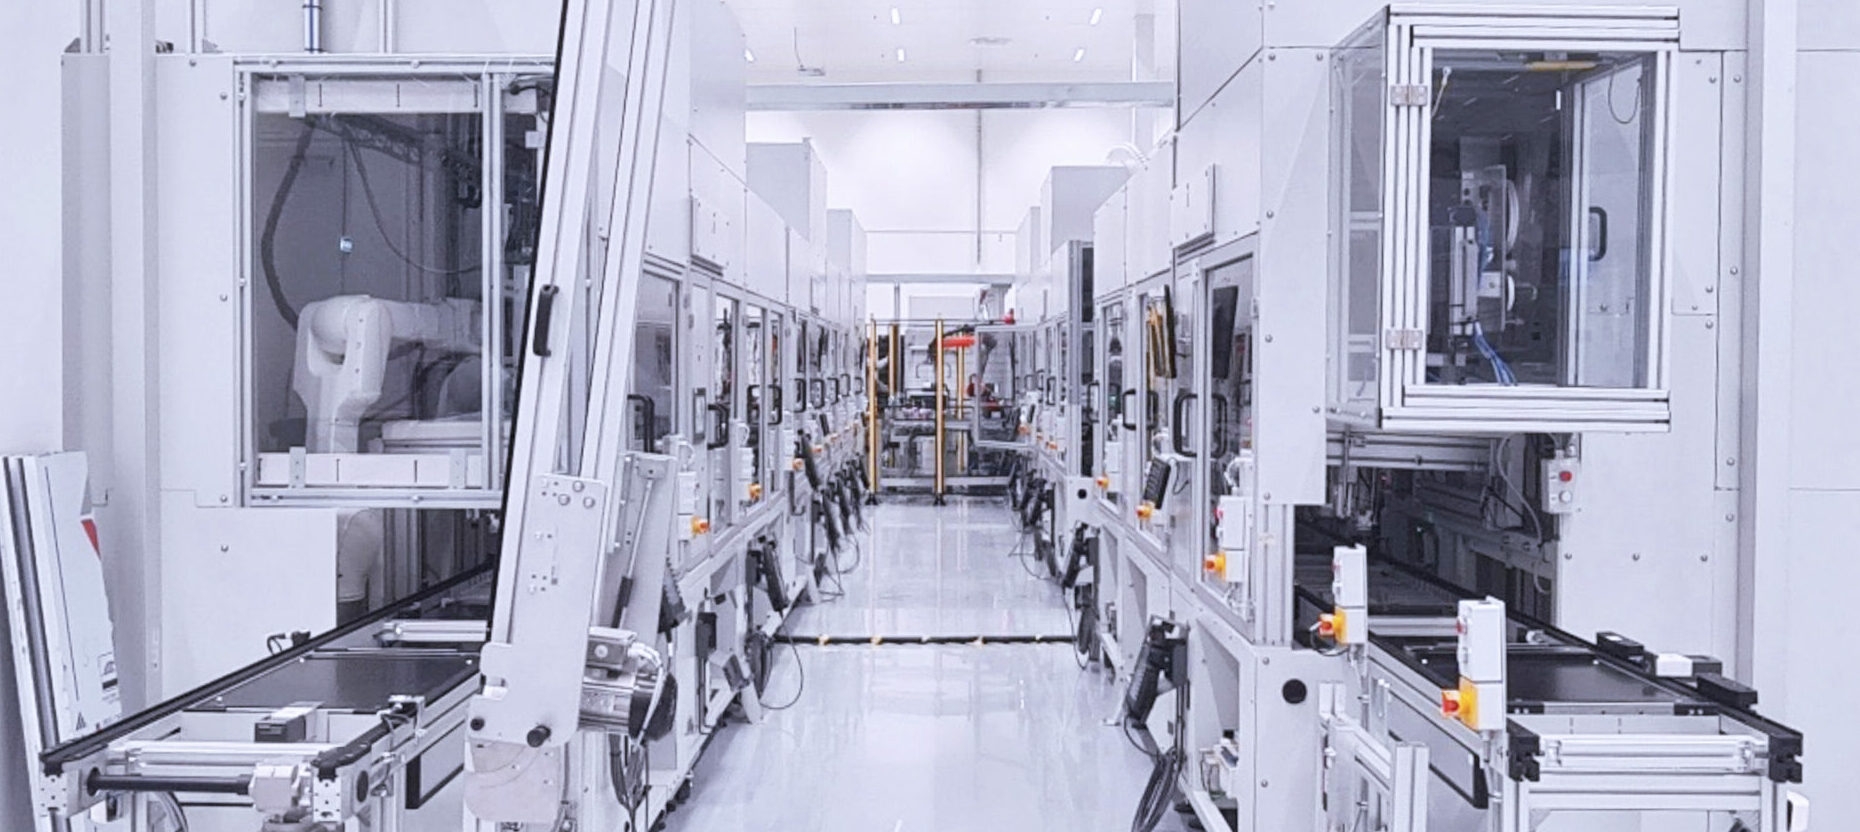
[934,318,946,503]
[302,0,323,53]
[867,319,879,496]
[89,772,253,796]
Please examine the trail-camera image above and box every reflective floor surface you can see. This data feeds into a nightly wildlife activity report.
[662,497,1189,831]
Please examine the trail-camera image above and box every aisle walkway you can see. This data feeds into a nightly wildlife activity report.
[663,497,1187,831]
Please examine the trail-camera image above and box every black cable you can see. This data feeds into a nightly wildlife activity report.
[258,123,317,329]
[1120,717,1160,760]
[347,141,483,276]
[1130,745,1185,832]
[157,792,189,832]
[760,640,806,711]
[1130,669,1190,832]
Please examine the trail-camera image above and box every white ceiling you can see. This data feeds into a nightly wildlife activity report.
[724,0,1158,83]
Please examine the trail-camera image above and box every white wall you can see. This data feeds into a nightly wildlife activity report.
[747,105,1139,277]
[0,3,78,454]
[1770,44,1860,827]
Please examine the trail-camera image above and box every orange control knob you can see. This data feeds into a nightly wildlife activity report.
[1317,613,1337,639]
[1440,689,1462,719]
[1136,501,1156,521]
[748,482,764,501]
[791,458,804,471]
[1095,475,1111,489]
[1204,551,1226,575]
[690,517,711,536]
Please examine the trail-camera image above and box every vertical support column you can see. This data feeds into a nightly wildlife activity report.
[955,341,967,475]
[866,318,879,501]
[104,0,161,708]
[1738,0,1797,696]
[934,318,946,505]
[889,323,900,394]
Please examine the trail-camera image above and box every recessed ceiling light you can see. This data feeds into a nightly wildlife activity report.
[1073,47,1086,62]
[890,7,901,24]
[896,47,907,62]
[744,48,755,62]
[1090,7,1104,25]
[970,36,1012,47]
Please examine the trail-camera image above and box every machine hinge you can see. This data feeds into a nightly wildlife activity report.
[1390,83,1429,106]
[1384,328,1424,350]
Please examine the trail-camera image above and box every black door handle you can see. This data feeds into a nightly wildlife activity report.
[708,402,730,450]
[1120,388,1138,431]
[628,394,657,451]
[1172,392,1197,458]
[531,284,559,357]
[1589,206,1609,262]
[1211,393,1230,458]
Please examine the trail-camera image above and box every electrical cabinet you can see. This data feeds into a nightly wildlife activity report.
[1328,6,1677,433]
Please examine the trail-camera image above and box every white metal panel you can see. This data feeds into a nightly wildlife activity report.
[687,0,749,180]
[1174,57,1263,250]
[1256,49,1332,506]
[1789,51,1860,491]
[1093,189,1129,292]
[1041,166,1130,253]
[1557,317,1733,660]
[746,194,788,300]
[389,0,562,53]
[1261,0,1741,51]
[251,77,485,114]
[1178,0,1264,120]
[1668,53,1724,318]
[1772,490,1860,827]
[648,120,692,264]
[1127,157,1173,280]
[155,56,242,507]
[690,145,745,280]
[787,228,810,309]
[1714,52,1748,491]
[746,141,825,242]
[1014,207,1043,285]
[156,497,337,696]
[1800,0,1860,50]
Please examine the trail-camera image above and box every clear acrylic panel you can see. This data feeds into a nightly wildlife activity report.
[630,275,677,452]
[1330,26,1386,418]
[1424,50,1656,389]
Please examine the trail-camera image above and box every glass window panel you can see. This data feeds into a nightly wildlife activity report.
[1425,50,1656,389]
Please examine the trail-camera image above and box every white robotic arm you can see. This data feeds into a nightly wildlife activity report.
[292,295,481,453]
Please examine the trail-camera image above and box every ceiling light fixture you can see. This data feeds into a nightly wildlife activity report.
[896,47,907,62]
[1073,47,1086,62]
[890,7,901,24]
[1090,7,1104,25]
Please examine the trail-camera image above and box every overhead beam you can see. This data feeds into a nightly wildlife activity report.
[868,273,1015,285]
[747,81,1174,111]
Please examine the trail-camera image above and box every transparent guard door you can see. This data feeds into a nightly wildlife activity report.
[1329,23,1388,425]
[1568,58,1656,389]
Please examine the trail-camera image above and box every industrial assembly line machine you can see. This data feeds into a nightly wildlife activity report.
[0,1,1824,831]
[4,0,868,830]
[1004,3,1813,831]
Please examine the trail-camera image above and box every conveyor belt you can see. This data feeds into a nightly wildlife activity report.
[192,653,479,712]
[40,567,492,774]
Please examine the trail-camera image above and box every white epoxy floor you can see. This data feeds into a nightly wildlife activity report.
[661,497,1190,831]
